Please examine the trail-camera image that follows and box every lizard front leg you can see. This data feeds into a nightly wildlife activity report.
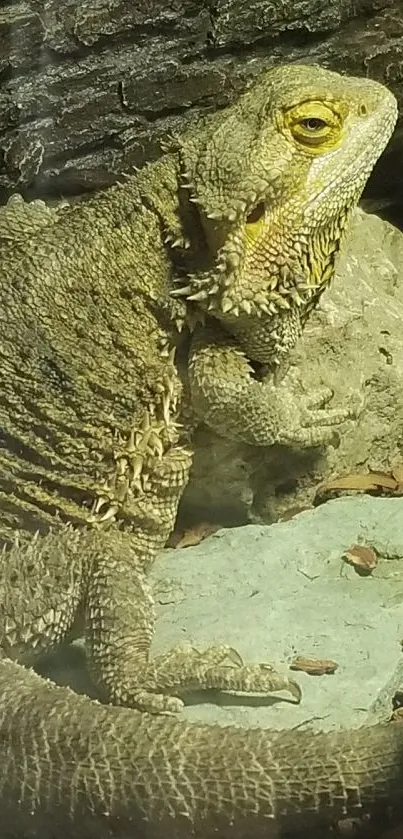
[84,406,301,714]
[0,453,301,718]
[188,323,355,447]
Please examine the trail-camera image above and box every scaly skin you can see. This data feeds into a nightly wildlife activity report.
[1,528,403,838]
[0,64,399,836]
[177,65,398,444]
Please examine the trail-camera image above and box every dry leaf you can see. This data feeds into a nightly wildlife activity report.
[167,522,221,549]
[321,472,398,493]
[290,656,338,676]
[342,544,378,576]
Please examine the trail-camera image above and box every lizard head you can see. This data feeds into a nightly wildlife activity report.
[174,64,397,362]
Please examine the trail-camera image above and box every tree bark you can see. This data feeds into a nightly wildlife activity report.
[1,1,402,207]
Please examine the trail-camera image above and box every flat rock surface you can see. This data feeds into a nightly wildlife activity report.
[150,496,403,732]
[43,496,403,736]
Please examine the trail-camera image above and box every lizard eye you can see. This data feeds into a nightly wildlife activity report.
[246,202,265,224]
[285,101,342,151]
[299,117,327,131]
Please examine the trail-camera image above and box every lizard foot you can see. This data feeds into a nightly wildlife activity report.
[188,326,359,447]
[274,379,355,448]
[130,643,301,715]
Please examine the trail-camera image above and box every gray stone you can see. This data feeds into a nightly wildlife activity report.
[150,496,403,732]
[43,496,403,737]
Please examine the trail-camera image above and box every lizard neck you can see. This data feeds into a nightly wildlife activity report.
[175,207,351,364]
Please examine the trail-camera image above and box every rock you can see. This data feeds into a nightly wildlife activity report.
[42,496,403,736]
[151,495,403,731]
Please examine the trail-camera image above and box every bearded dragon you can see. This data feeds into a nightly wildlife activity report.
[0,63,398,837]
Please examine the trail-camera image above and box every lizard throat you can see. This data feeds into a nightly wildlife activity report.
[172,211,351,362]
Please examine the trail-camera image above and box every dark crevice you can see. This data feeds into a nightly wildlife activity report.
[206,26,338,58]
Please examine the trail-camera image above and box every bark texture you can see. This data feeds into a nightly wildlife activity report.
[1,1,402,205]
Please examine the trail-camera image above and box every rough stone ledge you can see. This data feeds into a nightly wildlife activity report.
[151,495,403,731]
[42,496,403,736]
